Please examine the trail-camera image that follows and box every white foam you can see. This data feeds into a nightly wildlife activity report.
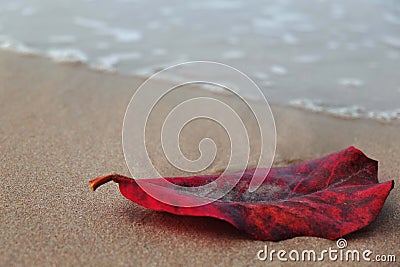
[282,33,299,45]
[152,48,167,56]
[2,2,21,12]
[252,18,275,29]
[253,72,269,80]
[49,35,77,44]
[261,80,274,88]
[73,17,106,29]
[382,36,400,48]
[289,99,324,112]
[338,78,364,88]
[384,13,400,25]
[73,17,142,43]
[330,4,346,19]
[253,12,306,31]
[93,52,141,71]
[270,65,287,75]
[289,99,364,118]
[292,24,316,33]
[294,54,321,63]
[327,41,340,50]
[110,28,142,42]
[222,50,245,59]
[0,36,35,54]
[367,110,400,121]
[160,7,173,16]
[136,67,158,77]
[197,83,231,94]
[289,99,400,122]
[191,1,242,9]
[21,6,36,16]
[47,48,88,63]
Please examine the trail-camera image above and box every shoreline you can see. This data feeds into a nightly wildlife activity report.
[1,49,399,266]
[1,46,399,124]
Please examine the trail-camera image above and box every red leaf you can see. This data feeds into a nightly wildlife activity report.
[89,147,394,241]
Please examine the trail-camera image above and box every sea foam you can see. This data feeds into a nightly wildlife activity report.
[290,99,400,122]
[73,17,142,43]
[47,48,88,63]
[93,52,142,71]
[0,36,35,54]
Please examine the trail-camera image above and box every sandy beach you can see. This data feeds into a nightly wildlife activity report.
[0,50,399,266]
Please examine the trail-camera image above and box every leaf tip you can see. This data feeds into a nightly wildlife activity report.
[347,145,361,154]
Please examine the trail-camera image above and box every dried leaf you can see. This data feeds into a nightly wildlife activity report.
[89,147,394,241]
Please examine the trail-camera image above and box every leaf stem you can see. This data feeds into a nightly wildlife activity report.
[89,174,115,191]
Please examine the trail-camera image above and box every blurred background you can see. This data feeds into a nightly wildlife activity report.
[0,0,399,121]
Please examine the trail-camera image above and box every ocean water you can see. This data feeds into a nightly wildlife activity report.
[0,0,399,121]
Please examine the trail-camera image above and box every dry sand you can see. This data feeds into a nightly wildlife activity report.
[0,50,399,266]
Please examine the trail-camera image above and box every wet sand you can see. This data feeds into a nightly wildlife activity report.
[0,50,398,266]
